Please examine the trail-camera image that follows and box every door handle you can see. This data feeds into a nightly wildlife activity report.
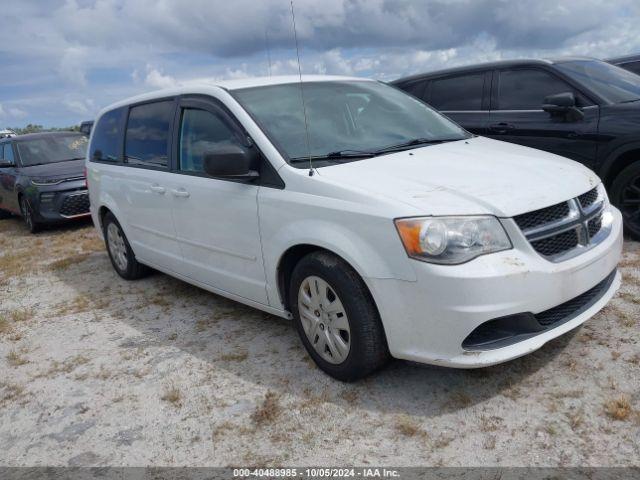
[150,184,166,194]
[171,188,190,198]
[489,123,515,134]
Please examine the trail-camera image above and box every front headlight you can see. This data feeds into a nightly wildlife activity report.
[30,177,64,186]
[395,216,512,264]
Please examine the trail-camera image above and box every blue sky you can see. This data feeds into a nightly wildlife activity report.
[1,0,639,127]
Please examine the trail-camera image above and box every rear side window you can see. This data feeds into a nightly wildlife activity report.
[429,73,485,111]
[497,69,571,110]
[91,108,123,162]
[179,108,242,173]
[124,100,174,168]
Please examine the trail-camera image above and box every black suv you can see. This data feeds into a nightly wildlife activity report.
[0,131,90,233]
[392,58,640,239]
[607,54,640,75]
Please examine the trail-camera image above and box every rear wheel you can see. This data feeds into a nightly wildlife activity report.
[289,251,389,381]
[19,196,40,234]
[610,162,640,240]
[103,212,149,280]
[0,209,11,219]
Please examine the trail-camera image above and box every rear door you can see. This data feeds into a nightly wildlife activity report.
[422,71,491,135]
[118,99,184,273]
[488,67,599,168]
[169,97,268,304]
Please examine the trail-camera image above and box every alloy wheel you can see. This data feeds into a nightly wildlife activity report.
[107,222,128,272]
[20,198,33,231]
[619,173,640,229]
[297,275,351,365]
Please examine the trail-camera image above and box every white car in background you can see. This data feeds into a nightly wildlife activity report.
[86,75,622,381]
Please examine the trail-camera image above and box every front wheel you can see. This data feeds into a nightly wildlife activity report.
[103,212,149,280]
[610,162,640,240]
[289,251,389,381]
[19,196,40,234]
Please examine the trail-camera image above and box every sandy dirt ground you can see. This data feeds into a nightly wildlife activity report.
[0,217,638,467]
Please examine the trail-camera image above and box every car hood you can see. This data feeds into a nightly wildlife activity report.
[317,136,600,217]
[20,159,85,179]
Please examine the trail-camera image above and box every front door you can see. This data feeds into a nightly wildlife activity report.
[0,143,19,213]
[487,68,599,169]
[169,98,268,304]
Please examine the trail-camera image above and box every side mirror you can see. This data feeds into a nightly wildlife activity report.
[0,160,13,168]
[202,144,259,180]
[542,92,584,121]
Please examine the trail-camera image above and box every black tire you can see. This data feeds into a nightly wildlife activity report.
[103,212,149,280]
[610,162,640,240]
[19,196,40,234]
[289,251,389,381]
[0,209,11,219]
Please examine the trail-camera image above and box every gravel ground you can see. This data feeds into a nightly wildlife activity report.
[0,217,638,467]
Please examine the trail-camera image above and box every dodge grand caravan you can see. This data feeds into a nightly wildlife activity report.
[87,76,623,381]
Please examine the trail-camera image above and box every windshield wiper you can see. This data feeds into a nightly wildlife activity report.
[620,98,640,104]
[374,137,463,154]
[289,150,376,163]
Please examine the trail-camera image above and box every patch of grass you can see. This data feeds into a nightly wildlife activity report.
[619,292,640,305]
[48,253,91,271]
[10,308,32,323]
[479,415,503,432]
[161,385,182,407]
[449,391,472,408]
[35,354,90,378]
[613,307,636,328]
[0,250,33,278]
[7,349,28,367]
[251,391,281,426]
[340,389,359,405]
[604,395,632,421]
[0,382,25,407]
[218,352,248,362]
[0,316,11,336]
[394,414,426,438]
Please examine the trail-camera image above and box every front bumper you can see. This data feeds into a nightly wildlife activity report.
[367,206,623,368]
[27,180,91,223]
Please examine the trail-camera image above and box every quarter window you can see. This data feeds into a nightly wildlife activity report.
[91,108,123,162]
[497,70,572,110]
[399,80,427,99]
[622,61,640,76]
[125,101,174,168]
[429,73,485,111]
[179,108,241,173]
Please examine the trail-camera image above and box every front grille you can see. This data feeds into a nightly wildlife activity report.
[59,192,90,217]
[578,187,599,209]
[588,214,603,237]
[535,270,617,326]
[514,202,570,230]
[530,229,579,257]
[514,187,608,261]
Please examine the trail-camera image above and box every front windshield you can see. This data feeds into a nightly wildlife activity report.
[16,134,88,167]
[555,60,640,104]
[232,81,469,164]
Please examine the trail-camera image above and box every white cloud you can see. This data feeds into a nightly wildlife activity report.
[143,65,178,89]
[1,0,639,126]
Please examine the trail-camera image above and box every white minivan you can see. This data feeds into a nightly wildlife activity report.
[87,75,623,381]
